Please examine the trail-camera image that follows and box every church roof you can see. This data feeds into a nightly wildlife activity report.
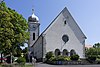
[32,7,87,47]
[42,7,87,39]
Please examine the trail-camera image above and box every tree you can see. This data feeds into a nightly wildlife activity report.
[85,46,100,62]
[0,2,29,63]
[22,47,28,58]
[22,47,28,54]
[16,57,26,65]
[93,43,100,48]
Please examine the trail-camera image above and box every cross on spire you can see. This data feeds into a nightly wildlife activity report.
[32,8,34,14]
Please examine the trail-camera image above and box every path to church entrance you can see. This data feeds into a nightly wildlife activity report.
[35,63,100,67]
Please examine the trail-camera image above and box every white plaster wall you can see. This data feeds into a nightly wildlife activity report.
[33,36,43,59]
[62,8,86,44]
[28,22,40,47]
[43,12,85,58]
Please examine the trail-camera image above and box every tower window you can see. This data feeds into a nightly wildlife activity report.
[33,33,35,40]
[64,20,66,25]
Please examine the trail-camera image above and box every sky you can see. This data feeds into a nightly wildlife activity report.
[3,0,100,45]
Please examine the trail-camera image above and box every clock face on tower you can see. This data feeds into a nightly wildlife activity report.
[30,25,36,31]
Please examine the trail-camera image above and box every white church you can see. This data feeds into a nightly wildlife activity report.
[28,7,87,61]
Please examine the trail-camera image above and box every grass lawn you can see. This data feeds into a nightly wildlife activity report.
[0,64,33,67]
[24,64,33,67]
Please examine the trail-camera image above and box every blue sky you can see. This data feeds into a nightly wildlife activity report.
[4,0,100,45]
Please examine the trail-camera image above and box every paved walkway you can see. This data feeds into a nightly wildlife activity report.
[35,63,100,67]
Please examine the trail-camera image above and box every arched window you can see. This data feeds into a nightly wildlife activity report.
[33,33,35,40]
[70,49,76,56]
[55,49,61,56]
[64,20,67,25]
[63,49,68,56]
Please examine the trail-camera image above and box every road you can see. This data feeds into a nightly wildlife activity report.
[34,63,100,67]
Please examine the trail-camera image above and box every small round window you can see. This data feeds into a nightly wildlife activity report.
[62,35,69,43]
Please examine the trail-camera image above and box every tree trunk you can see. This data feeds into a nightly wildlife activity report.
[10,53,12,64]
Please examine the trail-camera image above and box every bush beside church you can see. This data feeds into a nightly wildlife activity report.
[45,43,100,65]
[45,51,82,65]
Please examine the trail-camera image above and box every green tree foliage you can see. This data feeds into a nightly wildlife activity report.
[87,55,96,61]
[50,55,70,61]
[22,47,28,54]
[0,2,29,55]
[46,51,54,61]
[16,57,26,65]
[22,47,28,58]
[93,43,100,48]
[85,43,100,61]
[70,54,79,61]
[86,45,100,57]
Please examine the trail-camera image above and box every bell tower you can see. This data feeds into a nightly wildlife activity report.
[28,9,40,47]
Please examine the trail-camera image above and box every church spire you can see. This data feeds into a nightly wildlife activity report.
[28,8,39,22]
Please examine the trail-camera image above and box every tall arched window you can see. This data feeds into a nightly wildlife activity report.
[33,33,35,40]
[70,49,76,56]
[63,49,68,56]
[55,49,61,56]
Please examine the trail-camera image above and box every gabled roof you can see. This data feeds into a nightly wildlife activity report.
[40,8,63,35]
[42,7,86,39]
[63,7,87,39]
[32,7,87,47]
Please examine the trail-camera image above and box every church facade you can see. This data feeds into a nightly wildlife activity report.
[28,7,87,61]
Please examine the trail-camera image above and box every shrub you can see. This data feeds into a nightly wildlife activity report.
[16,57,26,65]
[64,56,71,61]
[70,54,79,61]
[97,60,100,64]
[2,65,13,67]
[54,55,64,61]
[56,55,67,61]
[49,56,56,61]
[49,55,70,61]
[46,51,54,61]
[87,55,96,61]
